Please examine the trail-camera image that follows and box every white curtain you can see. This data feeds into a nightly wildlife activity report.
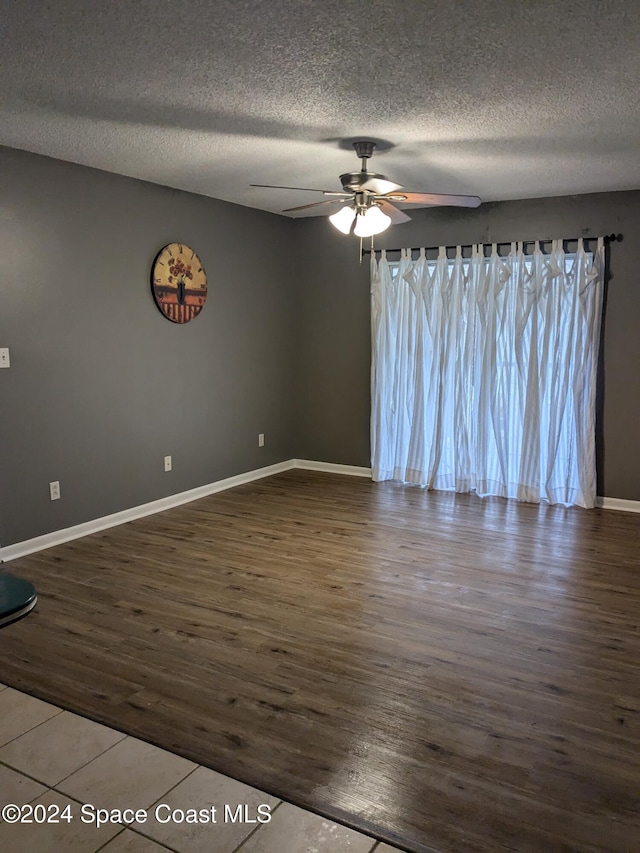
[370,238,605,508]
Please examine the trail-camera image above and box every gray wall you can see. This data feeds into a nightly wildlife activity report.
[0,146,297,546]
[292,192,640,501]
[2,147,638,550]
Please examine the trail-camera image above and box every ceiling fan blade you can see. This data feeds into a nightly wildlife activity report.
[393,192,481,208]
[251,183,336,193]
[283,198,348,213]
[376,200,412,224]
[360,177,404,194]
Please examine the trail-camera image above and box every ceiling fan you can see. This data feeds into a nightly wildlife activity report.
[251,140,481,237]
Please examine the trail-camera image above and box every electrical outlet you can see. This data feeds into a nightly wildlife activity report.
[258,433,265,447]
[49,481,60,501]
[0,347,10,368]
[164,455,172,472]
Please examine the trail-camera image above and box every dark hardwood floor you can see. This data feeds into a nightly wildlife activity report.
[1,470,639,852]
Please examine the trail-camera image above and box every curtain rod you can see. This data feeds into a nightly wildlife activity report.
[362,233,623,256]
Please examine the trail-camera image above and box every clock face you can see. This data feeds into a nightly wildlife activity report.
[151,243,207,323]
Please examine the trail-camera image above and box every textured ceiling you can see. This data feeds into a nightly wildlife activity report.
[2,0,639,217]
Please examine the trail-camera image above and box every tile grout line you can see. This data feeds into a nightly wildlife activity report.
[49,754,274,852]
[120,826,183,853]
[25,726,130,789]
[88,794,287,853]
[230,798,285,853]
[0,759,52,792]
[27,783,185,853]
[142,762,201,802]
[49,753,199,809]
[0,708,65,750]
[97,825,182,853]
[93,828,127,853]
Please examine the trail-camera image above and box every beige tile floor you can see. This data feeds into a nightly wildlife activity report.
[0,683,407,853]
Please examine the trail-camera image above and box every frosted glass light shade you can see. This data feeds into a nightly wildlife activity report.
[329,206,357,234]
[354,205,391,237]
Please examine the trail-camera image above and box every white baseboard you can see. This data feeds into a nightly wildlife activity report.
[595,496,640,513]
[0,460,296,563]
[293,459,372,478]
[4,460,634,563]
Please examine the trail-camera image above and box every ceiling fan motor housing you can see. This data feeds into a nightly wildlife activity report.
[339,171,389,192]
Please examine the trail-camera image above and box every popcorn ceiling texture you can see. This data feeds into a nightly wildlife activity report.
[1,0,639,215]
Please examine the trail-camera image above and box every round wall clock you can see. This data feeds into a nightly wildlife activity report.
[151,243,208,323]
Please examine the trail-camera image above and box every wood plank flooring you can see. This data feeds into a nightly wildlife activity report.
[1,470,639,853]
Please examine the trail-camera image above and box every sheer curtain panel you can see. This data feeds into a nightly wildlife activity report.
[370,239,605,508]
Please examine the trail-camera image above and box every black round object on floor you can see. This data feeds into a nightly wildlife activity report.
[0,574,37,627]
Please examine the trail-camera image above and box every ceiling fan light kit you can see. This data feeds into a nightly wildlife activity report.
[328,201,392,236]
[354,205,392,237]
[252,140,481,246]
[328,205,358,234]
